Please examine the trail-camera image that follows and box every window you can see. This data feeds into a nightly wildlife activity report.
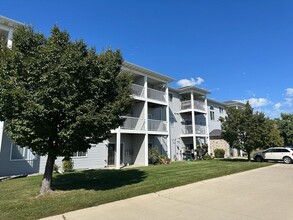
[275,149,289,153]
[184,120,192,125]
[210,111,215,120]
[168,93,173,102]
[0,29,9,44]
[148,143,153,149]
[10,144,36,160]
[210,106,214,110]
[219,107,224,113]
[170,116,175,127]
[72,151,87,157]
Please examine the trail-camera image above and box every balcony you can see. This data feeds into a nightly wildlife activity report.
[121,116,145,131]
[148,119,167,132]
[131,84,167,103]
[181,100,206,112]
[131,84,145,99]
[147,87,166,103]
[181,125,207,135]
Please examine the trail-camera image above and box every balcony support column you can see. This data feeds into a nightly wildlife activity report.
[204,97,211,154]
[191,92,197,156]
[166,87,171,159]
[115,127,121,169]
[6,27,14,48]
[144,76,149,166]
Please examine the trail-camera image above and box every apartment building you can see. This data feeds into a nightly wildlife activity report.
[0,15,21,48]
[169,87,210,160]
[0,15,244,177]
[207,99,245,158]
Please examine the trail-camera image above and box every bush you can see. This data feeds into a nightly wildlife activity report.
[148,146,170,165]
[53,164,59,172]
[148,147,160,164]
[203,154,213,160]
[196,144,208,160]
[214,148,225,158]
[62,158,74,172]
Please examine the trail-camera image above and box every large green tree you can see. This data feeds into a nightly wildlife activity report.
[0,25,132,193]
[220,102,283,161]
[276,113,293,146]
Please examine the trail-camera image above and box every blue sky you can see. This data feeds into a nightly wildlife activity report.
[1,0,293,118]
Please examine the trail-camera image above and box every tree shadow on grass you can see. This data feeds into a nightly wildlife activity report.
[52,169,146,191]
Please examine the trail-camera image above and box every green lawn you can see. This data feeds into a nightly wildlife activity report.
[0,160,272,220]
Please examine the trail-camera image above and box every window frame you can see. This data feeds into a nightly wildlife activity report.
[10,143,37,161]
[72,151,88,158]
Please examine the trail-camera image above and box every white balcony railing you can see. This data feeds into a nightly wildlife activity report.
[121,116,145,131]
[181,101,192,110]
[131,84,145,99]
[181,125,207,135]
[147,88,166,103]
[195,125,207,135]
[181,100,206,111]
[148,119,167,132]
[182,125,193,134]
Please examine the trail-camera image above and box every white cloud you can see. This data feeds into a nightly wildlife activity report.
[286,88,293,97]
[285,98,292,106]
[273,103,282,111]
[177,77,204,87]
[244,98,270,108]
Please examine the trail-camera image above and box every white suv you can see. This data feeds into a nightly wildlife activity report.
[253,147,293,164]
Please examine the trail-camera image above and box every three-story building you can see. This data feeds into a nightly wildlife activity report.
[0,15,245,177]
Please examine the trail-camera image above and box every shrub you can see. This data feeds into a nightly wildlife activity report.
[62,158,74,172]
[148,147,161,164]
[203,154,213,160]
[53,164,59,172]
[148,146,170,165]
[214,148,225,158]
[159,155,171,164]
[196,144,208,160]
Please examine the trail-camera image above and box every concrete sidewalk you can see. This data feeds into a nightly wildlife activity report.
[42,164,293,220]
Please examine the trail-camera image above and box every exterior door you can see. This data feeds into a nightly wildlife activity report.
[107,143,124,166]
[108,143,115,165]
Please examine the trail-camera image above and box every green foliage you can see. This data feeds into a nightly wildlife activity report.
[202,154,213,160]
[148,146,170,165]
[62,159,74,172]
[0,25,133,191]
[277,113,293,146]
[53,164,59,172]
[214,148,225,158]
[148,147,161,164]
[220,102,283,161]
[196,144,208,159]
[0,25,132,159]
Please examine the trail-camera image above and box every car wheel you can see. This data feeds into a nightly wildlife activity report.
[254,156,263,162]
[283,156,292,164]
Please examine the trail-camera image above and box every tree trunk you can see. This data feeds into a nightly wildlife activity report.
[247,150,251,161]
[40,153,56,193]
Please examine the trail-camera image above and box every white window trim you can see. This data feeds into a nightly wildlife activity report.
[72,151,88,158]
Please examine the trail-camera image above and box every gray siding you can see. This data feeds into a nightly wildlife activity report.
[132,135,145,165]
[40,143,108,173]
[0,132,41,177]
[207,101,227,132]
[168,91,184,160]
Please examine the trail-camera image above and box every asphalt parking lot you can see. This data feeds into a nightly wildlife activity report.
[42,163,293,220]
